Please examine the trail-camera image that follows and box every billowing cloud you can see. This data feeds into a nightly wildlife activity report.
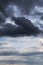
[0,17,42,36]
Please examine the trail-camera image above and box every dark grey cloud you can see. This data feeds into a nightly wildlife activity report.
[0,12,5,25]
[0,0,35,16]
[36,0,43,6]
[12,17,41,34]
[0,51,19,56]
[41,16,43,20]
[0,23,24,36]
[13,0,35,14]
[0,0,43,17]
[0,17,42,36]
[0,50,43,56]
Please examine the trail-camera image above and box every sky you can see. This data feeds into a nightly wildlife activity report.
[0,0,43,64]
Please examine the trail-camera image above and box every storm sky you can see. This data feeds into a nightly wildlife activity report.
[0,0,43,36]
[0,0,43,64]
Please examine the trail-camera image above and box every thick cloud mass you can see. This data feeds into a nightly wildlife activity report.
[14,17,40,33]
[0,0,43,36]
[0,17,42,36]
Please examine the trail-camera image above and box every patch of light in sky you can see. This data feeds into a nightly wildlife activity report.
[0,36,43,53]
[35,6,43,13]
[5,17,18,26]
[13,5,22,17]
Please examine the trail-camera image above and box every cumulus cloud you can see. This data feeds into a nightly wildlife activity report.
[0,17,42,36]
